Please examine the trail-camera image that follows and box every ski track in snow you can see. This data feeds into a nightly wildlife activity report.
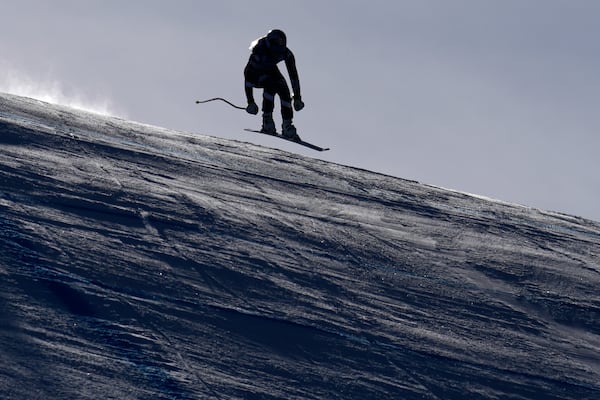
[1,92,600,399]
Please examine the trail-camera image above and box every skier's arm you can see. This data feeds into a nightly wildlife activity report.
[285,50,301,98]
[244,64,255,103]
[243,64,258,114]
[285,50,304,111]
[245,82,254,104]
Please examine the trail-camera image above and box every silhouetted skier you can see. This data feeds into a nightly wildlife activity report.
[244,29,304,141]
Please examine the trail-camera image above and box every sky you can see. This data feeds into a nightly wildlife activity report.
[1,0,599,222]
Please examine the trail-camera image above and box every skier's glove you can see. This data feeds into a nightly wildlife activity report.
[246,102,259,115]
[293,96,304,112]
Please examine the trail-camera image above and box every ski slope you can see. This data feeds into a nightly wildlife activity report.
[1,92,599,399]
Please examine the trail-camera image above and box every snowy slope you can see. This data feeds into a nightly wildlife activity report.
[1,92,599,400]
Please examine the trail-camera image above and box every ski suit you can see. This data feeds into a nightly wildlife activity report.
[244,36,301,120]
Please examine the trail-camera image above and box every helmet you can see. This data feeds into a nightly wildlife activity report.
[266,29,287,48]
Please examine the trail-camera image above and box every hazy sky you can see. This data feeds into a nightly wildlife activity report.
[2,0,599,222]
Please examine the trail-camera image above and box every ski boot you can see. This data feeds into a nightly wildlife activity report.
[282,119,301,142]
[261,113,277,135]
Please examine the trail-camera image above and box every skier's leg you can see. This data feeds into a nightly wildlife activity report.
[261,89,276,134]
[262,90,275,114]
[272,73,299,140]
[270,70,293,121]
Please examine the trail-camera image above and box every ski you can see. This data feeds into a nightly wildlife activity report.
[244,129,330,152]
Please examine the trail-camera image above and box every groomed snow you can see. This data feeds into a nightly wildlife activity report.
[1,92,599,399]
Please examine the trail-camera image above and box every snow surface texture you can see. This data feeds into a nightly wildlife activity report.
[1,92,599,399]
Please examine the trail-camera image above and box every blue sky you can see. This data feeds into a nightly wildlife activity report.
[2,0,599,221]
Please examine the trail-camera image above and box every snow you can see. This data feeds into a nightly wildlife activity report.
[1,92,599,399]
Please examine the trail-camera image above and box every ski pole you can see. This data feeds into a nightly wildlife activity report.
[195,97,245,110]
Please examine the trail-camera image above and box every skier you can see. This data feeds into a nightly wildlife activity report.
[244,29,305,141]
